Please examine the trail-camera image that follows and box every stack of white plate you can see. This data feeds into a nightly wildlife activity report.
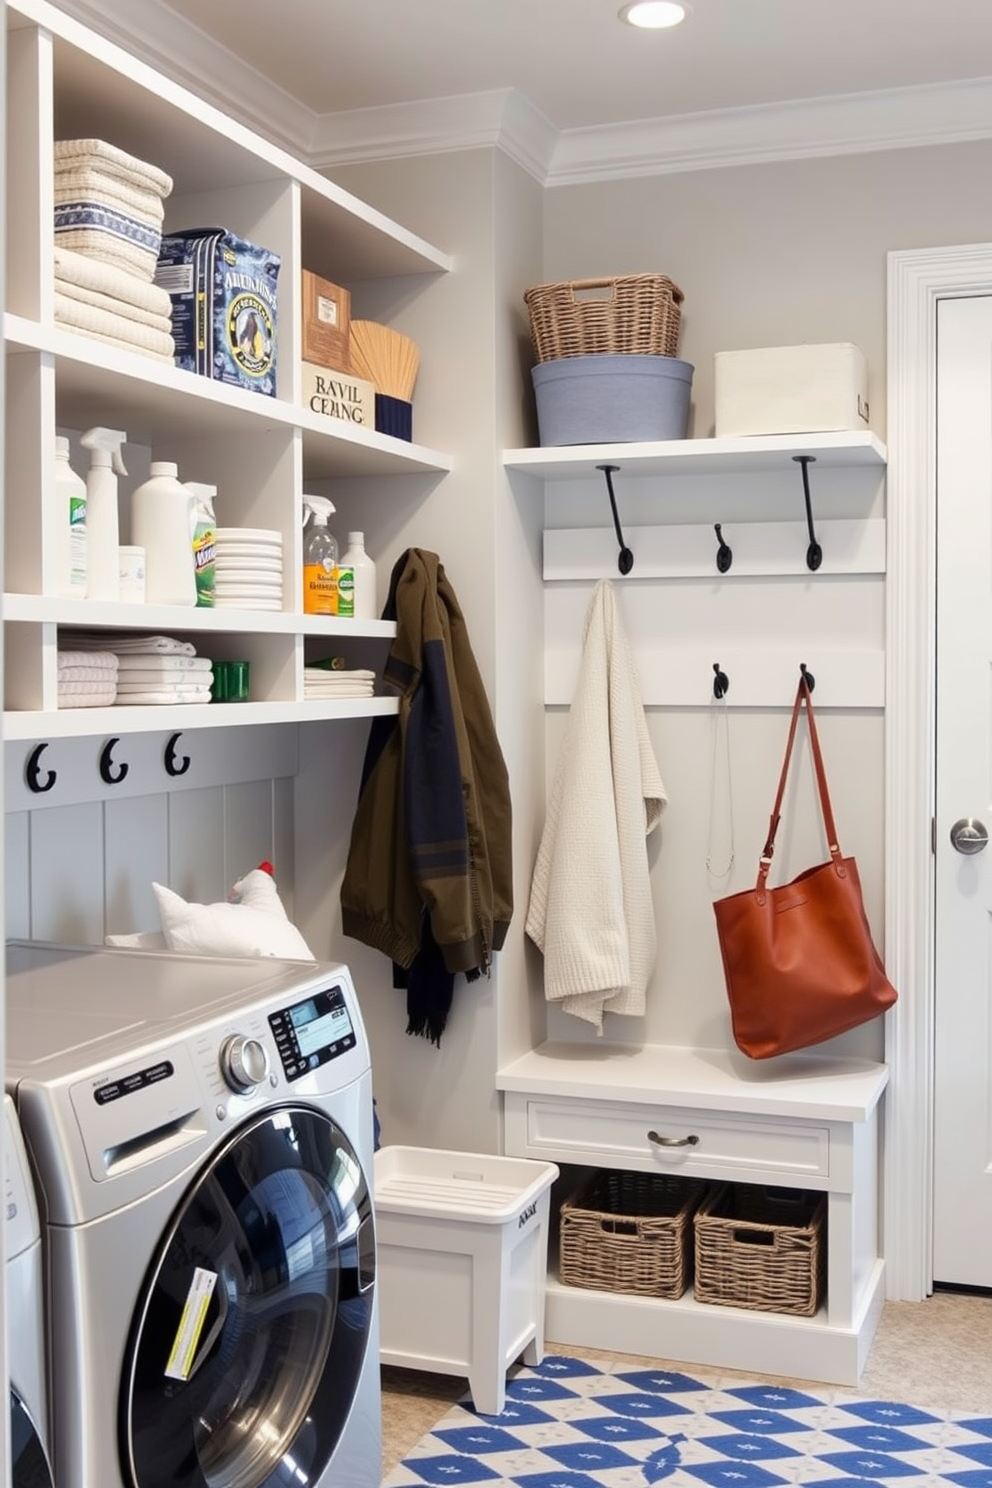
[213,527,284,611]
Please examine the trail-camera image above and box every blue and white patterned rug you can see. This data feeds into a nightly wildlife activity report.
[382,1352,992,1488]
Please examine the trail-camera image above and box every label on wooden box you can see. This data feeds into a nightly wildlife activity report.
[301,270,351,371]
[301,362,376,428]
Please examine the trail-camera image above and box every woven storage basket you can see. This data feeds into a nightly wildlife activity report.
[524,274,684,364]
[559,1170,707,1299]
[693,1183,826,1317]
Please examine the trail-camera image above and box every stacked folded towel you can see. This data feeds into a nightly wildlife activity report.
[60,634,213,704]
[57,647,118,709]
[53,139,175,361]
[304,666,376,700]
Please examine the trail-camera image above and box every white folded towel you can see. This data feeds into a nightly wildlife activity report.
[54,291,175,358]
[57,649,119,671]
[114,688,212,705]
[304,667,376,681]
[58,665,121,683]
[57,678,120,695]
[116,673,214,690]
[54,139,173,199]
[58,688,117,709]
[63,634,197,655]
[115,652,210,671]
[53,247,173,317]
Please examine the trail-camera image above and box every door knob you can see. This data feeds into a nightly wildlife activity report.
[950,817,989,855]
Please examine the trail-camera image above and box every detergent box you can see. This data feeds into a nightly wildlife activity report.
[155,228,281,396]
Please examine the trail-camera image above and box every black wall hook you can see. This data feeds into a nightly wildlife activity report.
[25,742,57,794]
[99,737,129,785]
[714,523,733,574]
[713,663,730,699]
[597,463,633,575]
[793,454,822,571]
[164,732,191,777]
[800,662,816,693]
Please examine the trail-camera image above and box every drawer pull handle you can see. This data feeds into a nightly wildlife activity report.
[647,1130,699,1148]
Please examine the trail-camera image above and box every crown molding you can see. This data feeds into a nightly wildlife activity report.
[46,0,992,186]
[547,76,992,185]
[308,89,559,183]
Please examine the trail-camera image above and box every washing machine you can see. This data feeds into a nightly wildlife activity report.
[5,939,380,1488]
[5,1093,55,1488]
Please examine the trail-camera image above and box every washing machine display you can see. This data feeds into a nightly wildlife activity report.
[120,1104,374,1488]
[269,985,356,1080]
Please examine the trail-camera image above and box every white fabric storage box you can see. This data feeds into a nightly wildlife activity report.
[373,1145,559,1414]
[714,343,869,437]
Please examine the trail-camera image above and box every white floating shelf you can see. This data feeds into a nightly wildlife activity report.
[504,430,887,479]
[3,696,399,742]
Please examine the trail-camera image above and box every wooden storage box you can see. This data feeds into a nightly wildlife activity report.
[559,1170,707,1300]
[693,1183,826,1316]
[714,343,869,437]
[301,270,351,372]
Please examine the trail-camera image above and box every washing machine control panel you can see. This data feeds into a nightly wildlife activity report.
[268,982,356,1081]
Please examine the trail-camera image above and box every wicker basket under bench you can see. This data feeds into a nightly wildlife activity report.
[693,1182,827,1317]
[559,1170,706,1300]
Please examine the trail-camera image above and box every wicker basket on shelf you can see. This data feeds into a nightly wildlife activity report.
[693,1183,826,1317]
[559,1170,707,1300]
[524,273,684,364]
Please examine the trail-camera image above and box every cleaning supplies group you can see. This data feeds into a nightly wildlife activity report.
[58,430,217,607]
[302,497,377,619]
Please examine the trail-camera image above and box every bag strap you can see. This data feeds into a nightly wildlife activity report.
[756,675,845,897]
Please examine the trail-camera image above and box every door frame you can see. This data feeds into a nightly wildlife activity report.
[885,242,992,1300]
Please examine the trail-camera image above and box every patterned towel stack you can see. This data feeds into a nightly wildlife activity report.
[61,634,214,704]
[57,648,118,709]
[53,139,176,362]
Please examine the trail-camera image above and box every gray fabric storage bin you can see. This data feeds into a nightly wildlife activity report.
[532,353,693,445]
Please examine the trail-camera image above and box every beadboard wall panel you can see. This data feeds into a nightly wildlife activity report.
[5,726,301,946]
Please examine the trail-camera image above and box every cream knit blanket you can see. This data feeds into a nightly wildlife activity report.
[54,291,175,360]
[525,579,667,1032]
[55,276,173,334]
[55,169,166,228]
[54,139,173,198]
[53,246,172,316]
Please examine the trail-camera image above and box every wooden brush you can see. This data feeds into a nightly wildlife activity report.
[349,320,420,401]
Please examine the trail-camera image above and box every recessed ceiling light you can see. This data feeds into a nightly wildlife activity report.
[619,1,690,28]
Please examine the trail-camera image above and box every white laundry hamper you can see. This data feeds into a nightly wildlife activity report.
[373,1145,559,1415]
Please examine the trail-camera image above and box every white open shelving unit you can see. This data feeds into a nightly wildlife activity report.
[4,0,453,744]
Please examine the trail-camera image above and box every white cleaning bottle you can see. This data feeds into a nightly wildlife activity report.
[302,495,339,615]
[185,482,217,608]
[131,462,197,606]
[80,427,127,602]
[341,531,377,621]
[55,436,87,598]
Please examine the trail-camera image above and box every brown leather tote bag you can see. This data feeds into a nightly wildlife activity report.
[712,675,897,1059]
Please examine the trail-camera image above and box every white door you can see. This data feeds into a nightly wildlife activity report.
[933,291,992,1288]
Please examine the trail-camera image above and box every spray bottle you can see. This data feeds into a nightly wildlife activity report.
[55,436,87,598]
[80,427,127,601]
[185,482,217,607]
[302,495,339,615]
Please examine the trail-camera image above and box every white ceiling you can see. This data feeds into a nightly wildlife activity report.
[125,0,992,132]
[59,0,992,182]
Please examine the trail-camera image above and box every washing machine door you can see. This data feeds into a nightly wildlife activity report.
[10,1391,54,1488]
[119,1105,375,1488]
